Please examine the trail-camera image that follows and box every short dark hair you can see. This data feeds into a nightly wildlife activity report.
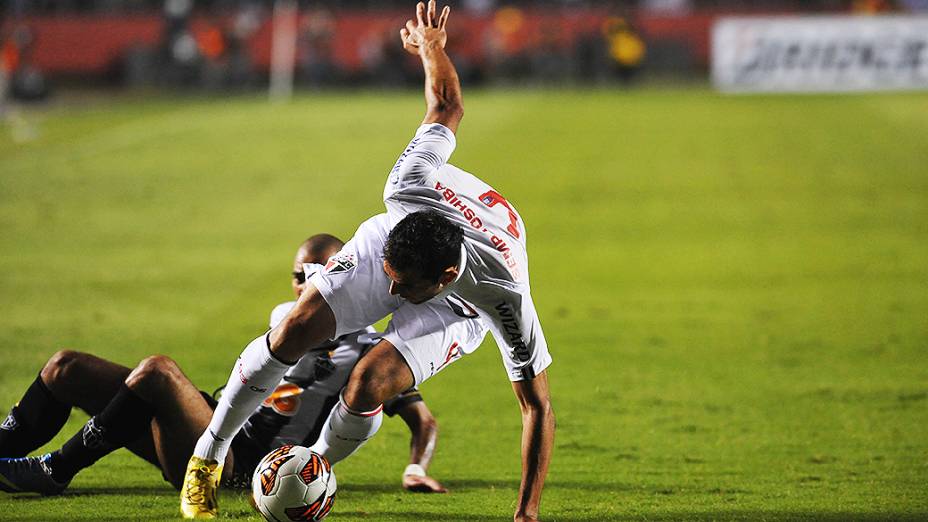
[384,210,463,282]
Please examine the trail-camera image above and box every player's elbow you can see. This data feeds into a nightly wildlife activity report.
[442,100,463,121]
[404,405,438,438]
[426,100,463,129]
[421,412,439,438]
[444,101,464,127]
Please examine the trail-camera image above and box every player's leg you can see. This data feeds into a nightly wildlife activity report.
[0,352,163,494]
[311,299,487,466]
[38,351,160,467]
[0,350,152,460]
[2,354,222,492]
[183,214,400,518]
[309,339,412,464]
[190,283,334,467]
[121,356,235,490]
[181,284,335,518]
[189,214,397,467]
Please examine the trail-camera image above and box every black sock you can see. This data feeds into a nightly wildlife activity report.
[0,374,72,458]
[48,384,154,483]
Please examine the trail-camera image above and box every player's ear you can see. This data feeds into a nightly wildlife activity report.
[438,266,457,286]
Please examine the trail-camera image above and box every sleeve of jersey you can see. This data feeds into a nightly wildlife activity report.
[269,302,296,329]
[383,123,457,201]
[489,290,553,382]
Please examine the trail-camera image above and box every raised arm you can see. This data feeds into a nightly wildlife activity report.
[512,371,555,522]
[400,0,463,133]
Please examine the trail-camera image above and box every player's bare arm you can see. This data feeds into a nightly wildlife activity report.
[512,371,555,522]
[268,281,337,363]
[400,0,463,133]
[397,402,447,493]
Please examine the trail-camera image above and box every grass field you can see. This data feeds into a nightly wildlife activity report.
[1,89,927,521]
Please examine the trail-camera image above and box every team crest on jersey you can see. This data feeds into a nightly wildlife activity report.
[324,252,357,274]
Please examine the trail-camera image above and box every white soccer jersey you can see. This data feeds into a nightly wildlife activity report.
[383,123,551,381]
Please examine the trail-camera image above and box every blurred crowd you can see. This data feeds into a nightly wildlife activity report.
[2,0,926,99]
[7,0,928,14]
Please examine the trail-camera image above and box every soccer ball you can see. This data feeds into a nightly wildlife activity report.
[252,445,337,521]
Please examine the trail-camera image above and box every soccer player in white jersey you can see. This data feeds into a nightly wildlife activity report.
[0,234,471,496]
[182,3,555,521]
[254,234,466,494]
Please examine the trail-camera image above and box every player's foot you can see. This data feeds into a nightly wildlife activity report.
[0,454,69,495]
[180,456,223,519]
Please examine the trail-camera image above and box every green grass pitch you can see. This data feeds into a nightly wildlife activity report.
[1,89,926,521]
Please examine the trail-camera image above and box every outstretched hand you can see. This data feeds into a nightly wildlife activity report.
[400,0,451,56]
[402,473,449,493]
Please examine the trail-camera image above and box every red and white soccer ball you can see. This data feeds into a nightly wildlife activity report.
[252,445,337,522]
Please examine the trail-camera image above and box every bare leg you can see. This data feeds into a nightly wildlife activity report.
[182,283,338,518]
[194,282,335,464]
[343,340,415,410]
[40,350,158,466]
[311,340,414,464]
[123,356,235,490]
[41,350,130,413]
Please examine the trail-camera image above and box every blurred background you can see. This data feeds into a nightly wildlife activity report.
[2,0,926,103]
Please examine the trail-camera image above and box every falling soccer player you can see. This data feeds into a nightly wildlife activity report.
[182,2,555,521]
[0,234,471,496]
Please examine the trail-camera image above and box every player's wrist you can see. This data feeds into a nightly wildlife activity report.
[403,463,426,477]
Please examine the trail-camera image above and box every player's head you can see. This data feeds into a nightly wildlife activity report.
[292,233,344,298]
[383,210,463,304]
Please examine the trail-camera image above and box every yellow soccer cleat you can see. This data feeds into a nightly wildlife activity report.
[180,456,223,519]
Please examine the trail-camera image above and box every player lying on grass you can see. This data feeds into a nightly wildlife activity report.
[183,2,555,521]
[0,234,470,495]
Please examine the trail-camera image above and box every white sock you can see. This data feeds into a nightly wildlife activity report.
[310,393,383,465]
[193,333,293,463]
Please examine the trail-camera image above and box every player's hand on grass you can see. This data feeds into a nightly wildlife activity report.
[400,0,450,56]
[402,473,448,493]
[514,515,540,522]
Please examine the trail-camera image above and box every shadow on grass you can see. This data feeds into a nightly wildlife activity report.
[340,478,628,494]
[333,510,928,522]
[335,510,510,521]
[342,478,753,495]
[0,514,180,522]
[0,487,173,500]
[3,493,926,521]
[65,486,176,497]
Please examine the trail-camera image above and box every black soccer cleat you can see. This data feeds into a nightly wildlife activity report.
[0,454,69,495]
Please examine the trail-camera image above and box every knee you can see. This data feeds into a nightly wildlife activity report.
[343,359,389,412]
[125,355,181,392]
[41,350,85,392]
